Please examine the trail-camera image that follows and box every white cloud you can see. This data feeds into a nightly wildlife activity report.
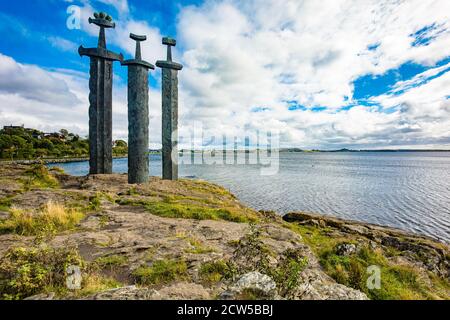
[0,53,154,143]
[47,36,78,52]
[2,0,450,149]
[174,0,450,148]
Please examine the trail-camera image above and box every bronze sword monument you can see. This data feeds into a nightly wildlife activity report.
[78,13,123,174]
[156,37,183,181]
[122,34,155,184]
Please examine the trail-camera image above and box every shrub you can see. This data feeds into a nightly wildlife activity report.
[0,246,85,300]
[199,260,231,283]
[22,164,59,190]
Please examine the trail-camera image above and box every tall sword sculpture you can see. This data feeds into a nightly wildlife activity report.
[79,13,123,174]
[122,34,154,184]
[156,37,183,181]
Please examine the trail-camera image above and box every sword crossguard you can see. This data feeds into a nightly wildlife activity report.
[162,37,177,62]
[88,17,115,29]
[130,34,147,42]
[121,33,154,70]
[156,37,182,70]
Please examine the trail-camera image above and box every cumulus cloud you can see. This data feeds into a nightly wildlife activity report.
[174,0,450,148]
[0,53,80,105]
[2,0,450,149]
[0,54,147,143]
[47,36,78,52]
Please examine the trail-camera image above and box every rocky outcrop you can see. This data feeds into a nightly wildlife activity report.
[283,212,450,280]
[3,164,447,300]
[220,272,278,300]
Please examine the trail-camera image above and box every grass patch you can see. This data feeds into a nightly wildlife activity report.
[144,201,257,223]
[95,255,128,270]
[290,223,450,300]
[85,192,117,213]
[75,274,122,297]
[185,237,215,254]
[49,166,65,174]
[199,260,231,283]
[0,195,14,212]
[21,164,59,190]
[0,201,84,236]
[118,197,258,223]
[133,258,188,286]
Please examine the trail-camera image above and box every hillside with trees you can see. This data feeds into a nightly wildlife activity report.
[0,126,127,160]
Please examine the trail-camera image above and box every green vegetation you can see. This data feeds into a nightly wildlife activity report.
[143,201,255,223]
[113,177,259,223]
[117,195,259,223]
[95,255,128,270]
[117,188,259,223]
[230,224,308,297]
[0,195,14,211]
[0,201,84,236]
[199,260,231,283]
[21,164,59,190]
[0,126,127,160]
[197,225,308,297]
[271,248,308,297]
[0,246,122,300]
[290,223,450,300]
[0,246,84,300]
[185,237,215,254]
[133,259,188,286]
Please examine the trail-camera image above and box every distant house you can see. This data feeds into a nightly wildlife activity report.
[31,131,43,139]
[3,125,24,133]
[44,132,65,140]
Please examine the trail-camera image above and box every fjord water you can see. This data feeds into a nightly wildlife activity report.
[50,152,450,243]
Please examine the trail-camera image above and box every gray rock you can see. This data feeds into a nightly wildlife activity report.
[221,271,277,299]
[24,292,56,300]
[336,243,357,256]
[84,285,157,300]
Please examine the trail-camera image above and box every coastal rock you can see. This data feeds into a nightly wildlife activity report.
[221,272,277,300]
[283,211,450,279]
[1,165,448,300]
[336,243,357,256]
[24,292,56,300]
[294,269,368,300]
[84,286,156,300]
[156,282,211,300]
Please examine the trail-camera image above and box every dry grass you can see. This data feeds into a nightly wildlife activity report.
[0,201,84,236]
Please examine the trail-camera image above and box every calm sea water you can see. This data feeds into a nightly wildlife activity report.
[49,152,450,243]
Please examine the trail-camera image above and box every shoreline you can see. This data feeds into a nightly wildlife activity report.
[1,160,447,245]
[0,156,128,165]
[282,211,449,246]
[0,163,448,300]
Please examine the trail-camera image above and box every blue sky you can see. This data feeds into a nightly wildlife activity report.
[0,0,449,149]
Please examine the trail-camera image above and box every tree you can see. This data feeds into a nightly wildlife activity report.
[60,129,69,137]
[115,140,127,147]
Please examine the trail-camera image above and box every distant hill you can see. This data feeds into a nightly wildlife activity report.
[279,148,450,153]
[0,126,127,160]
